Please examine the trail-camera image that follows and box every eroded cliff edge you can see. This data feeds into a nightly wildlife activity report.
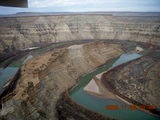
[0,14,160,54]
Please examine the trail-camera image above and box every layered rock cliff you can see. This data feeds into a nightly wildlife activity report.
[0,14,160,120]
[0,15,160,54]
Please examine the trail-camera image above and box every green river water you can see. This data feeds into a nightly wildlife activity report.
[0,42,159,120]
[70,53,160,120]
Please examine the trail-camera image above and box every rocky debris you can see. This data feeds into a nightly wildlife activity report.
[0,99,47,120]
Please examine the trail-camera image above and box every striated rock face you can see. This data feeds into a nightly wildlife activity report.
[0,14,160,119]
[0,42,123,120]
[0,15,160,53]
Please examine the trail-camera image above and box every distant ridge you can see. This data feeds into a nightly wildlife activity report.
[0,12,160,18]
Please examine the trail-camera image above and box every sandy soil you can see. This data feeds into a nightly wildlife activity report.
[84,79,100,94]
[84,75,117,99]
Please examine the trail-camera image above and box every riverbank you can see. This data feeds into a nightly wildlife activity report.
[0,41,124,120]
[83,50,143,100]
[0,68,20,105]
[101,49,160,117]
[56,91,115,120]
[70,44,160,120]
[82,54,160,118]
[84,76,117,99]
[0,40,158,120]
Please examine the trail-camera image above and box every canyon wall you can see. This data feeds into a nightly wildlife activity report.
[0,15,160,53]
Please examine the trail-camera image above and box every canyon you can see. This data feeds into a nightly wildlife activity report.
[0,41,123,120]
[0,13,160,120]
[0,14,160,54]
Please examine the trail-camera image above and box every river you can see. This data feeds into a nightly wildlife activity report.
[0,42,159,119]
[70,53,160,120]
[0,67,19,95]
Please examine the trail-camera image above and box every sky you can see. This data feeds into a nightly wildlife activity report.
[0,0,160,15]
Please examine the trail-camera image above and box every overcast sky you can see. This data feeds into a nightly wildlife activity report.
[0,0,160,15]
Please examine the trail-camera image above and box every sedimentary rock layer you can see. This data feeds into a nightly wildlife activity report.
[0,15,160,53]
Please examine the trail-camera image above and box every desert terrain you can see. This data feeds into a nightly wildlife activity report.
[0,13,159,120]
